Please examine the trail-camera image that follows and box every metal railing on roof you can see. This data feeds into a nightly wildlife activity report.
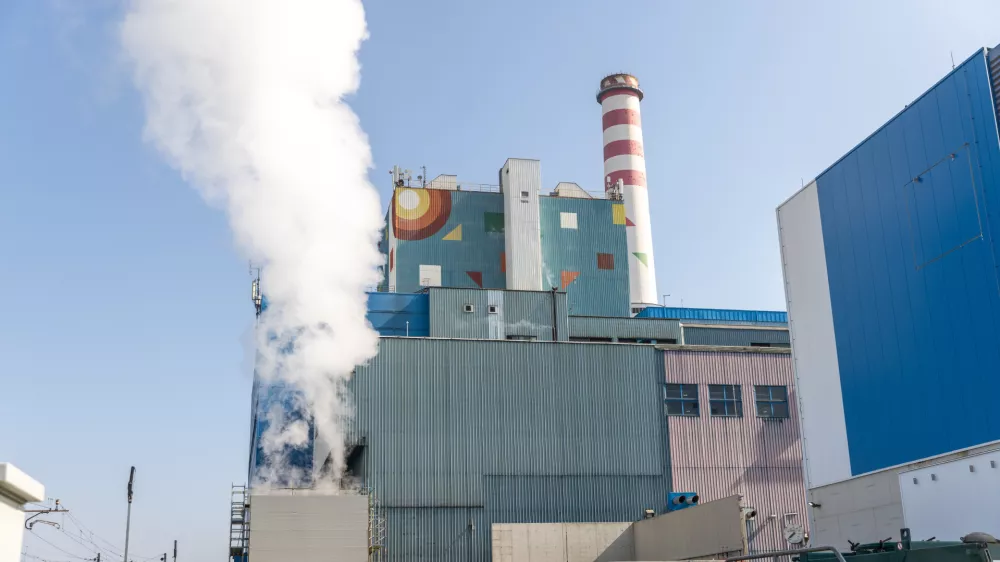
[391,182,608,198]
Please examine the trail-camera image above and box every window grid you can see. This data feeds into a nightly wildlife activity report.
[709,384,743,417]
[755,385,789,418]
[664,383,699,417]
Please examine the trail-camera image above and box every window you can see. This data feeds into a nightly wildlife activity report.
[506,335,536,341]
[664,384,699,417]
[520,190,530,199]
[750,342,771,348]
[755,385,789,418]
[488,304,499,314]
[709,385,743,417]
[463,304,474,313]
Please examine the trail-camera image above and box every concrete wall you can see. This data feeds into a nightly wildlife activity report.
[489,497,744,562]
[248,492,368,562]
[777,181,850,489]
[807,442,1000,549]
[491,522,634,562]
[808,468,904,550]
[633,495,746,561]
[0,464,44,562]
[898,448,1000,541]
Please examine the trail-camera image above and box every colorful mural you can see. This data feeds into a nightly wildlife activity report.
[393,187,452,240]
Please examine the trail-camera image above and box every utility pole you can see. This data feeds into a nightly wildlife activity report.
[173,540,178,562]
[95,554,100,562]
[123,467,136,562]
[160,554,167,562]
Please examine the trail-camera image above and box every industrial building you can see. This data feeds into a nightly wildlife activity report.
[777,44,1000,548]
[238,74,807,561]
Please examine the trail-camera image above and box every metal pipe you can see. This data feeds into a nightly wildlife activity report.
[123,466,136,562]
[551,288,558,341]
[725,546,847,562]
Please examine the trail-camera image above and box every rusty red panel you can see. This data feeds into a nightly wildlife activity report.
[664,349,808,553]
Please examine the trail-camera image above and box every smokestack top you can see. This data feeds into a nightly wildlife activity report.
[597,73,643,103]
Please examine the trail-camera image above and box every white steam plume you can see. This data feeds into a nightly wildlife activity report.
[122,0,383,487]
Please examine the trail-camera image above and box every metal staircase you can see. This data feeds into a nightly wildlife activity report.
[229,484,249,562]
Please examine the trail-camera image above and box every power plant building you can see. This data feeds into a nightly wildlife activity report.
[239,74,808,561]
[778,45,1000,548]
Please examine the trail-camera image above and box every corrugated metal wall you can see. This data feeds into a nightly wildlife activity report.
[663,349,806,554]
[568,316,681,342]
[539,197,630,317]
[682,326,790,347]
[393,189,506,293]
[351,338,670,561]
[638,307,788,324]
[427,288,569,341]
[502,159,544,290]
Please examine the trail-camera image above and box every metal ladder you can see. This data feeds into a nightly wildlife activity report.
[229,484,249,562]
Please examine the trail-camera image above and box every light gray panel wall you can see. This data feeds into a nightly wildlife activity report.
[633,495,745,561]
[898,449,1000,541]
[249,493,368,562]
[428,287,569,341]
[682,326,790,347]
[491,522,635,562]
[808,470,903,550]
[503,158,543,290]
[568,316,681,341]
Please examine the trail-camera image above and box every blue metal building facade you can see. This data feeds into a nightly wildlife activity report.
[814,48,1000,475]
[349,337,670,561]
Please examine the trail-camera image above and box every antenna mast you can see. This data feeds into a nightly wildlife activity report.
[250,262,263,318]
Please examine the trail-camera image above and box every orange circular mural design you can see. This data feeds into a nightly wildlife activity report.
[393,188,452,240]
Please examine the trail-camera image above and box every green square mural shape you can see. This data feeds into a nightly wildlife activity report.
[484,212,504,233]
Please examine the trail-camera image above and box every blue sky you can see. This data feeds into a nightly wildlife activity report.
[3,1,1000,560]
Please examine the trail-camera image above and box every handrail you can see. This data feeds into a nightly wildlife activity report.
[725,546,847,562]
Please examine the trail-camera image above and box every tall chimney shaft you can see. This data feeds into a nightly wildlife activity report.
[598,73,658,308]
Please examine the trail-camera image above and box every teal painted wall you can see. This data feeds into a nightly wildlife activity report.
[539,197,629,317]
[350,337,670,561]
[391,188,505,293]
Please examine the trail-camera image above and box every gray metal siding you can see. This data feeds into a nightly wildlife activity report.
[351,338,670,561]
[682,326,790,347]
[428,288,568,341]
[568,316,681,341]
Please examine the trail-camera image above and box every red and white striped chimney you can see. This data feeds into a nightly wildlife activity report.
[598,73,658,308]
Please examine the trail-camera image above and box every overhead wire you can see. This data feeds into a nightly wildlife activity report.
[60,514,125,559]
[21,551,85,562]
[60,506,160,561]
[26,530,95,561]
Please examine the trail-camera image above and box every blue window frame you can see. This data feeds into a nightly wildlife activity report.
[664,384,699,416]
[709,384,743,417]
[754,385,789,418]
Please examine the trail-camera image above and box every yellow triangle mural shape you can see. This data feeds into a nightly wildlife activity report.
[442,224,463,241]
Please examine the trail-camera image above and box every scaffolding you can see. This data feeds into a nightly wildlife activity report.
[366,486,387,561]
[229,484,249,562]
